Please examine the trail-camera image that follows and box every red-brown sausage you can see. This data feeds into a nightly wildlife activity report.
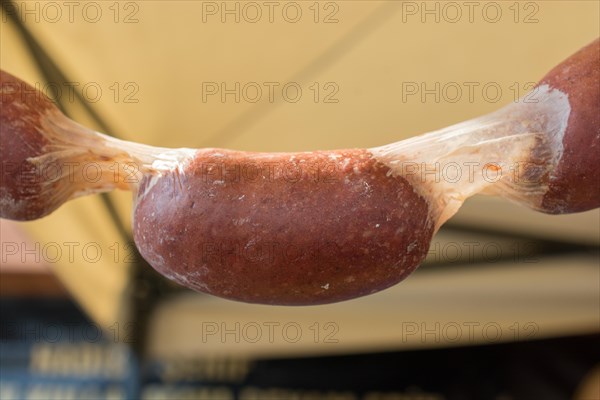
[133,149,434,305]
[538,38,600,213]
[1,71,132,221]
[0,70,55,220]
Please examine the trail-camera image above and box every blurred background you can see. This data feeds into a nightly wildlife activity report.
[1,1,598,399]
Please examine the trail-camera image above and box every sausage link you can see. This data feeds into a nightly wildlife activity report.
[1,70,54,220]
[133,149,434,305]
[538,39,600,213]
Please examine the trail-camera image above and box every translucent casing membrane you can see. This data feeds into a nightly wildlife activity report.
[371,84,570,230]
